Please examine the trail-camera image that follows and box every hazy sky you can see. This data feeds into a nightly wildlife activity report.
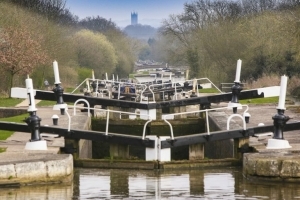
[65,0,192,28]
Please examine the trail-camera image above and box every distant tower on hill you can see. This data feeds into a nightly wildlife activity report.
[131,12,138,25]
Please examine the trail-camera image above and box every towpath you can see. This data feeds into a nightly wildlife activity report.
[0,99,89,186]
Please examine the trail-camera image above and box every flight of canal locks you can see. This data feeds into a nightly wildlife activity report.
[0,60,300,198]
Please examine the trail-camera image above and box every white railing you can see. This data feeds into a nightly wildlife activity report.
[70,78,108,94]
[55,98,248,141]
[110,81,148,101]
[184,78,224,94]
[71,78,150,101]
[70,77,223,103]
[148,82,184,101]
[71,101,152,138]
[140,85,155,103]
[149,78,224,100]
[162,104,249,140]
[73,99,91,117]
[97,89,109,98]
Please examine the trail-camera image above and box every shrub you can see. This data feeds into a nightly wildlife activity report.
[247,74,280,89]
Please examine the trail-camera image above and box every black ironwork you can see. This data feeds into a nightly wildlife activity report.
[52,84,64,104]
[34,88,265,110]
[60,144,77,154]
[91,81,97,93]
[272,109,290,139]
[24,111,41,141]
[231,82,243,113]
[0,121,155,148]
[52,84,65,115]
[1,120,299,150]
[160,121,300,149]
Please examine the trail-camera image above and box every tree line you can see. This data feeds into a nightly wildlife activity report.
[2,0,300,96]
[154,0,300,91]
[0,0,142,96]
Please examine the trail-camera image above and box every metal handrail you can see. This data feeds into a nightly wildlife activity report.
[227,114,246,130]
[71,78,108,94]
[162,104,249,140]
[73,99,90,117]
[71,78,88,94]
[147,77,223,101]
[185,78,223,94]
[71,104,152,138]
[140,85,155,103]
[98,88,109,98]
[65,109,71,132]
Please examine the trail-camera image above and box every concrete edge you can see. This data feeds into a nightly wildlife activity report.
[74,158,241,170]
[0,154,73,186]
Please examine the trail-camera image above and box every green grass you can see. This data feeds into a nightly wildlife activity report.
[0,113,28,123]
[65,88,75,93]
[0,131,13,140]
[0,147,6,153]
[239,96,278,104]
[37,100,56,106]
[0,100,28,141]
[0,98,23,107]
[0,113,28,140]
[197,88,278,104]
[199,88,220,93]
[65,87,82,94]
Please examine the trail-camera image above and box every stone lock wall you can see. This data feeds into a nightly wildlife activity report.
[243,152,300,182]
[0,108,27,118]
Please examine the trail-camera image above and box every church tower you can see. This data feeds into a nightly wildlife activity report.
[131,12,138,25]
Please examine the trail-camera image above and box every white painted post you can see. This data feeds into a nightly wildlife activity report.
[92,70,95,80]
[277,75,288,110]
[139,109,156,120]
[234,59,242,83]
[145,136,171,161]
[158,137,171,162]
[146,135,158,161]
[53,60,61,84]
[25,76,37,112]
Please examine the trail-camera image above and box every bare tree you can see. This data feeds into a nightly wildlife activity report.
[0,26,48,96]
[7,0,77,25]
[79,16,118,33]
[161,14,192,47]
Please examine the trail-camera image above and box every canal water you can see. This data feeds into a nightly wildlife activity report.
[0,167,300,199]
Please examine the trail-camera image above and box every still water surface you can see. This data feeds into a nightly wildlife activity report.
[0,167,300,199]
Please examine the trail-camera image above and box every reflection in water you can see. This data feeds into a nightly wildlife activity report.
[204,173,234,199]
[73,168,300,199]
[0,183,73,200]
[1,167,300,199]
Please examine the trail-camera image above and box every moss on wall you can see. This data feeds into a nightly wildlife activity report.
[91,117,205,160]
